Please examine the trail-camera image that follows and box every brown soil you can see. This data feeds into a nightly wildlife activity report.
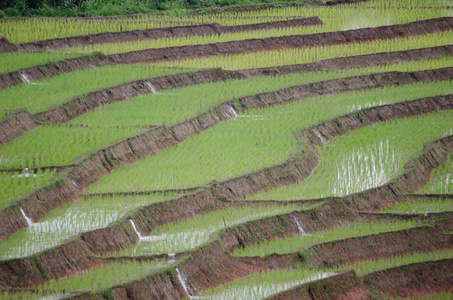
[1,67,452,243]
[265,270,372,300]
[1,104,451,290]
[15,17,322,52]
[0,110,38,145]
[364,259,453,298]
[0,36,18,53]
[0,53,110,90]
[191,0,370,15]
[107,17,453,64]
[2,44,452,144]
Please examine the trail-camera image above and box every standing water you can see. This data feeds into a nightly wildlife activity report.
[146,82,158,94]
[176,268,198,298]
[292,215,306,235]
[129,219,166,242]
[20,208,34,227]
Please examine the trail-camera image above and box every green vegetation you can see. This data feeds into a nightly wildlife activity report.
[0,64,187,119]
[0,51,82,74]
[69,58,453,127]
[110,203,306,256]
[245,110,453,201]
[0,168,56,209]
[233,219,422,257]
[0,259,168,299]
[331,249,453,276]
[0,193,176,260]
[377,197,453,214]
[417,154,453,194]
[0,125,145,168]
[201,268,334,299]
[157,28,453,70]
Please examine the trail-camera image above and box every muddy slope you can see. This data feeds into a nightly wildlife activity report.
[191,0,370,15]
[265,270,372,300]
[51,214,453,299]
[1,67,452,242]
[364,259,453,298]
[0,53,110,90]
[1,104,451,289]
[3,45,452,145]
[108,17,453,64]
[0,37,18,53]
[0,110,38,144]
[15,17,322,52]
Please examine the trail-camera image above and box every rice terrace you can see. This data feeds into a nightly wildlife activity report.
[1,0,453,298]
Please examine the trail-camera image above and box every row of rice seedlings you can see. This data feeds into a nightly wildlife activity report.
[0,193,176,260]
[245,110,453,201]
[3,58,451,169]
[0,259,169,300]
[67,8,453,56]
[68,68,364,127]
[228,4,451,24]
[330,248,453,276]
[0,64,187,119]
[349,0,453,7]
[0,124,144,169]
[200,267,335,299]
[377,197,453,215]
[0,16,201,44]
[155,29,453,70]
[417,154,453,194]
[0,168,56,210]
[0,15,297,44]
[0,51,82,74]
[109,203,308,257]
[233,219,422,257]
[83,81,453,195]
[68,57,453,128]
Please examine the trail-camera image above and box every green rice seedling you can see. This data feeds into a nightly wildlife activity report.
[0,64,187,119]
[233,219,422,257]
[0,15,297,44]
[0,51,82,74]
[377,197,453,214]
[110,203,307,256]
[349,0,453,7]
[330,248,453,276]
[201,267,335,299]
[69,58,453,128]
[245,111,453,201]
[84,83,453,195]
[0,168,56,210]
[0,125,144,169]
[156,30,453,70]
[12,259,169,299]
[0,193,175,260]
[0,16,200,43]
[417,154,453,194]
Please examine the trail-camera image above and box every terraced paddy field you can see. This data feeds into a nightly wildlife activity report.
[1,0,453,299]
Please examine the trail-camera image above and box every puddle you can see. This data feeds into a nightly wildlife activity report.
[0,194,174,260]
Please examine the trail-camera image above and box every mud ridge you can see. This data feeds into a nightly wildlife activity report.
[15,17,322,52]
[107,17,453,64]
[4,44,453,144]
[0,52,110,90]
[265,270,372,300]
[190,0,370,15]
[1,67,452,242]
[364,259,453,298]
[0,102,451,289]
[56,211,453,299]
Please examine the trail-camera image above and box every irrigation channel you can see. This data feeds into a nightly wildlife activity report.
[1,1,453,299]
